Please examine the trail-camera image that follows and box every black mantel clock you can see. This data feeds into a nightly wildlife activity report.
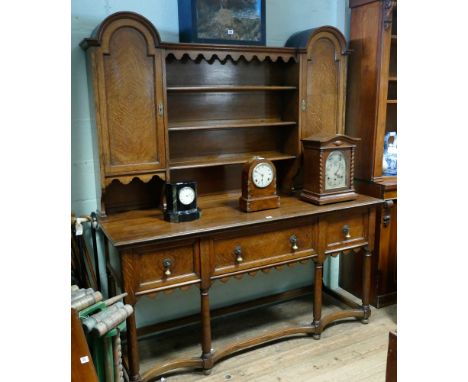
[164,182,201,223]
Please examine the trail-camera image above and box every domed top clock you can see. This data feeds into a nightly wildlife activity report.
[300,134,360,205]
[239,157,280,212]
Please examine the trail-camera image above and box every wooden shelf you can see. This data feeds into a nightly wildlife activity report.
[388,76,397,82]
[391,35,397,42]
[387,100,397,104]
[167,85,297,93]
[377,176,397,185]
[168,119,296,132]
[170,151,296,170]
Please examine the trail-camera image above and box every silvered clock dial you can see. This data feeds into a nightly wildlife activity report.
[325,150,347,190]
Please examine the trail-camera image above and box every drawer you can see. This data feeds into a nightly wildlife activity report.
[323,210,369,254]
[132,240,200,294]
[212,220,316,277]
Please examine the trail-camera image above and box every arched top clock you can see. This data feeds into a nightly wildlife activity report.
[239,157,280,212]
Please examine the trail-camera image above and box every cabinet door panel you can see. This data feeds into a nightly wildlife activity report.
[99,25,166,175]
[302,31,347,138]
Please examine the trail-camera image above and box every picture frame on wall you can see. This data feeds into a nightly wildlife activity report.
[178,0,266,45]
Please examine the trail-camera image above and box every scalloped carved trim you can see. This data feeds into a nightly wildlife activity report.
[165,51,298,63]
[137,283,195,298]
[328,247,363,258]
[145,291,158,300]
[104,173,165,187]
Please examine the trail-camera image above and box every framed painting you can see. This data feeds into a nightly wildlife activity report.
[178,0,266,45]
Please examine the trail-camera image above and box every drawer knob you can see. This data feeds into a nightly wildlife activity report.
[234,246,243,263]
[290,235,299,251]
[342,225,351,240]
[163,258,172,277]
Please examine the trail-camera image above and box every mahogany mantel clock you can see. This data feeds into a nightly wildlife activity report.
[301,134,360,205]
[239,157,280,212]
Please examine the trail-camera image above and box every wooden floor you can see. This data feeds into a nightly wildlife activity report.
[136,289,397,382]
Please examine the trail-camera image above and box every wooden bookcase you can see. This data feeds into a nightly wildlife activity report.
[340,0,397,308]
[81,12,350,214]
[164,44,300,196]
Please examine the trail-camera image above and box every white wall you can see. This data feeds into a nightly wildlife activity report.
[71,0,350,328]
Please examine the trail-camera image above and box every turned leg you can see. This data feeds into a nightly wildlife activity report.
[125,305,141,381]
[121,251,141,382]
[200,288,213,374]
[312,262,323,340]
[361,248,372,324]
[103,236,116,298]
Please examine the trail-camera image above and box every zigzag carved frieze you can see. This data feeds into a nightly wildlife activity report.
[328,247,363,258]
[104,173,164,187]
[165,51,298,64]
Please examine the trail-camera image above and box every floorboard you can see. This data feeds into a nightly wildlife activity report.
[135,289,397,382]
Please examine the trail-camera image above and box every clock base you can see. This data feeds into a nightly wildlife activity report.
[164,208,201,223]
[239,195,280,212]
[300,190,358,205]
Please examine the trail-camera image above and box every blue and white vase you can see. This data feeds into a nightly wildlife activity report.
[383,132,397,176]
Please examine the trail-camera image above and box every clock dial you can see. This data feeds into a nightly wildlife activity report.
[325,151,347,190]
[178,186,195,205]
[252,162,274,188]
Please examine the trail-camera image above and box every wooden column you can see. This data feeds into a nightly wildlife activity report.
[312,261,323,339]
[120,251,141,382]
[200,239,213,374]
[361,247,372,324]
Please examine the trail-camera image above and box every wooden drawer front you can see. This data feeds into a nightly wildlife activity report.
[133,241,200,293]
[324,210,368,253]
[212,222,316,277]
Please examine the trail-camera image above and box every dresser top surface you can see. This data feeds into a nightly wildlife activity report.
[99,193,382,248]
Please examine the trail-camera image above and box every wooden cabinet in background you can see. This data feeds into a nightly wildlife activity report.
[340,0,397,308]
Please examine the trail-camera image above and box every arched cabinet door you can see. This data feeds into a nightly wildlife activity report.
[286,26,348,139]
[82,12,167,179]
